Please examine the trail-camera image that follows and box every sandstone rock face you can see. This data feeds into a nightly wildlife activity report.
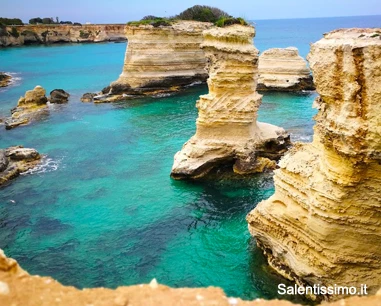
[0,72,12,87]
[0,146,41,186]
[102,21,212,101]
[247,28,381,301]
[5,85,48,129]
[257,47,314,91]
[0,24,126,47]
[171,25,290,179]
[1,249,381,305]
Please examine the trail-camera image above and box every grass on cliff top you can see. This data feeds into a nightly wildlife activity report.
[127,5,248,27]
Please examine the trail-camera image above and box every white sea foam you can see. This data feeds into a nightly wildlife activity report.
[291,134,312,142]
[21,155,63,175]
[2,72,22,88]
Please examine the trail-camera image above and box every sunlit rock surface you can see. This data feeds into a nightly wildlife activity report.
[171,25,290,179]
[247,28,381,301]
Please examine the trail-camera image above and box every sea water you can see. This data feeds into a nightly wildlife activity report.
[0,15,380,304]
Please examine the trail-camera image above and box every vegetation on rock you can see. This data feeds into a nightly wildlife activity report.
[127,6,248,28]
[0,17,23,25]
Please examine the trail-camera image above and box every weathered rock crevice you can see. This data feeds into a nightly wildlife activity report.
[171,25,290,179]
[247,28,381,301]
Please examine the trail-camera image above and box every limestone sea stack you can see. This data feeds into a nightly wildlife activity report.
[171,25,290,179]
[247,28,381,301]
[257,47,315,91]
[5,85,48,129]
[100,21,212,101]
[0,146,41,186]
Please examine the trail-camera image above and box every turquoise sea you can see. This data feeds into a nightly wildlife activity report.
[0,15,380,304]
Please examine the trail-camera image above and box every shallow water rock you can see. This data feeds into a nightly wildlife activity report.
[0,146,41,186]
[49,89,70,103]
[0,72,12,87]
[80,92,97,102]
[5,85,48,129]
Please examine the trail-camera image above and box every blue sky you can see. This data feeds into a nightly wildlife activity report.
[2,0,381,23]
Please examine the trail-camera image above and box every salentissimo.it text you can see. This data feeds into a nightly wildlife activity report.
[278,283,368,296]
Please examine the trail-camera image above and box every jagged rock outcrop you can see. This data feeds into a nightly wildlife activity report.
[171,25,290,179]
[97,21,212,101]
[0,24,126,47]
[0,146,41,186]
[257,47,314,91]
[49,89,70,103]
[5,85,48,129]
[1,249,380,305]
[0,72,12,87]
[247,28,381,301]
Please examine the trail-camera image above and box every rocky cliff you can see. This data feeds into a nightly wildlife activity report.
[1,249,381,305]
[247,28,381,301]
[98,21,212,101]
[171,25,290,179]
[257,47,314,91]
[0,24,126,47]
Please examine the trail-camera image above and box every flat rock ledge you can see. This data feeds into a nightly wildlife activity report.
[0,146,41,186]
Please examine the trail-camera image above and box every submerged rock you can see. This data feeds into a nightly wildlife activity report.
[247,28,381,301]
[80,92,97,102]
[5,85,48,129]
[171,25,290,179]
[98,21,212,102]
[49,89,70,103]
[0,146,41,186]
[0,72,12,87]
[257,47,315,91]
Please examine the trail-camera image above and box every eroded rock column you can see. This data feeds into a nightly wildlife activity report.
[247,29,381,300]
[171,25,290,179]
[106,21,212,100]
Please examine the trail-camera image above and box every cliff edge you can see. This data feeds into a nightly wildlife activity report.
[247,28,381,301]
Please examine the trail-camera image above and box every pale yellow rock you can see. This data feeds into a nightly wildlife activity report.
[5,86,48,129]
[171,25,290,179]
[104,21,212,100]
[247,28,381,301]
[0,24,126,47]
[257,47,314,91]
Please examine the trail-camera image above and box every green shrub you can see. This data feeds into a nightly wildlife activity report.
[127,17,172,27]
[176,5,230,23]
[215,17,248,27]
[79,30,90,38]
[0,17,23,25]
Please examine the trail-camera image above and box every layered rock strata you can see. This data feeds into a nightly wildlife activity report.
[0,72,12,87]
[257,47,314,91]
[1,249,381,305]
[98,21,212,101]
[0,24,126,47]
[247,28,381,301]
[5,85,48,129]
[0,146,40,186]
[171,25,290,179]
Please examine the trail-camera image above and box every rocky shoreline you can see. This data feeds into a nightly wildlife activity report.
[0,146,41,186]
[0,24,126,47]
